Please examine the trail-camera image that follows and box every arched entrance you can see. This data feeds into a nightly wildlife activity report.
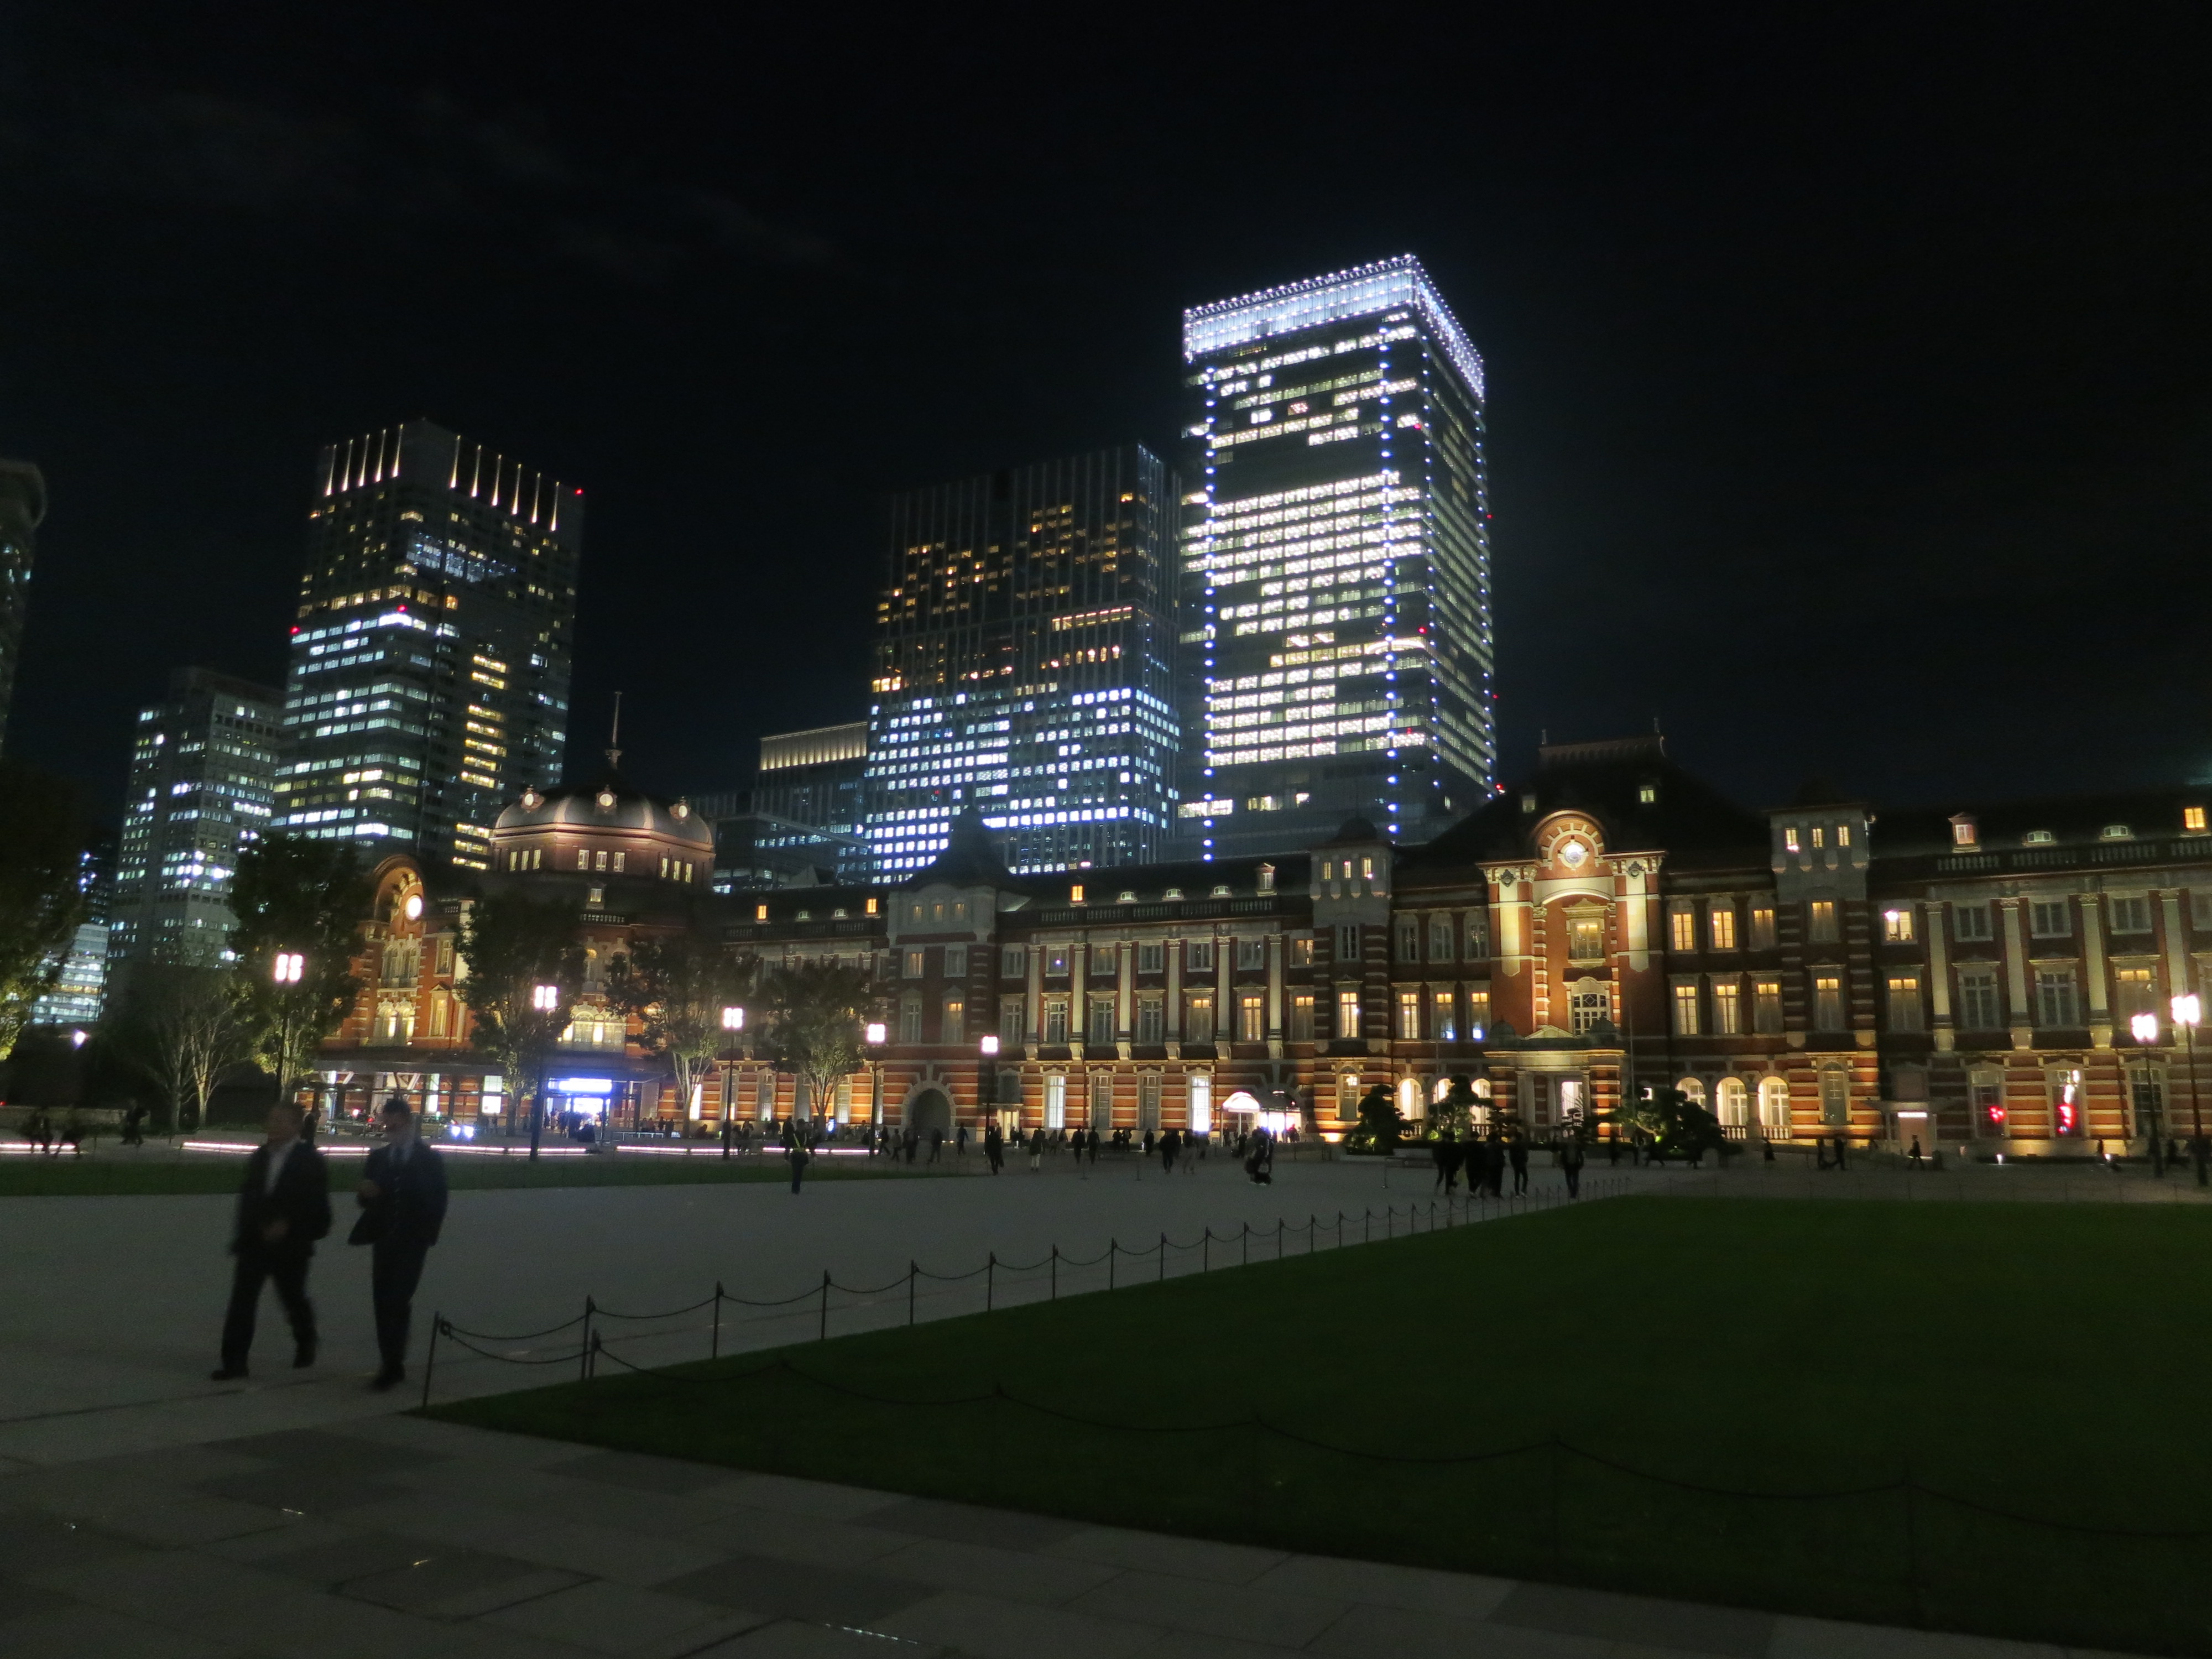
[905,1087,953,1134]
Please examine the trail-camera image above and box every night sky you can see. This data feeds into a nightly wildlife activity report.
[4,7,2207,827]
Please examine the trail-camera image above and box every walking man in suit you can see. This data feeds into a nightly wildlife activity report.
[212,1099,331,1381]
[351,1096,448,1391]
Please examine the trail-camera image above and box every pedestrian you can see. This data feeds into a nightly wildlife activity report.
[1909,1135,1924,1168]
[300,1102,320,1146]
[1245,1128,1274,1186]
[1142,1127,1155,1157]
[905,1128,919,1165]
[1561,1134,1584,1199]
[1762,1138,1776,1163]
[1481,1129,1505,1197]
[1087,1126,1100,1166]
[1161,1126,1180,1175]
[957,1123,969,1159]
[984,1123,1003,1174]
[1835,1135,1850,1171]
[1817,1137,1832,1171]
[1508,1136,1529,1196]
[1606,1132,1620,1167]
[1432,1135,1457,1193]
[787,1130,812,1194]
[211,1099,331,1381]
[929,1126,943,1164]
[1028,1127,1044,1171]
[349,1096,448,1392]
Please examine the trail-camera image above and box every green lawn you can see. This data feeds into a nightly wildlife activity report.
[0,1151,926,1197]
[432,1198,2212,1655]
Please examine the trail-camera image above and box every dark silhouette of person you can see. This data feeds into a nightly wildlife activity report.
[1161,1126,1181,1174]
[1483,1130,1506,1197]
[1817,1138,1832,1170]
[1028,1126,1045,1170]
[1433,1135,1463,1193]
[957,1123,969,1159]
[350,1096,447,1391]
[788,1131,811,1193]
[121,1103,147,1147]
[1908,1135,1924,1167]
[212,1100,331,1381]
[1561,1135,1585,1199]
[1245,1128,1274,1185]
[1087,1126,1100,1165]
[1508,1136,1530,1196]
[928,1125,944,1163]
[983,1123,1003,1173]
[904,1127,919,1164]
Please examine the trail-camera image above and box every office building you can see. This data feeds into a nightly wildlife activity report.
[1178,256,1494,859]
[274,419,581,871]
[864,445,1179,876]
[0,458,46,760]
[700,722,872,890]
[108,669,286,971]
[32,839,115,1029]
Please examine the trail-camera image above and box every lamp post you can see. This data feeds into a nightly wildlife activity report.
[865,1021,886,1142]
[719,1005,744,1159]
[270,951,306,1116]
[2174,994,2205,1187]
[2131,1012,2167,1176]
[979,1033,1000,1140]
[529,982,560,1161]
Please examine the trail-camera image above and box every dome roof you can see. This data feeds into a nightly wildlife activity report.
[493,768,713,852]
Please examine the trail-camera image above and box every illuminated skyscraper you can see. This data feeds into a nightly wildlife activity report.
[109,668,285,971]
[274,420,580,871]
[0,458,46,761]
[1178,257,1494,858]
[864,446,1178,875]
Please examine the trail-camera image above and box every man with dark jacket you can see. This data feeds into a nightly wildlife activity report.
[212,1100,331,1380]
[351,1096,448,1391]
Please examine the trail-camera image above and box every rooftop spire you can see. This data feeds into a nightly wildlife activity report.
[606,690,623,770]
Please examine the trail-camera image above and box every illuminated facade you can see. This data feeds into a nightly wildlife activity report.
[108,668,285,971]
[0,458,45,761]
[1179,257,1494,860]
[274,419,580,872]
[864,446,1179,876]
[704,722,872,890]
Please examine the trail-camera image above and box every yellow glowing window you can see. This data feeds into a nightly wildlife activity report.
[2188,806,2208,832]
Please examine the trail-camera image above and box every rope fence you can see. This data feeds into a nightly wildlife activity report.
[422,1177,1626,1407]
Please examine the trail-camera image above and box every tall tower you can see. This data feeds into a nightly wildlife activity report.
[109,668,286,971]
[0,458,47,761]
[275,420,581,872]
[864,445,1179,875]
[1178,257,1494,859]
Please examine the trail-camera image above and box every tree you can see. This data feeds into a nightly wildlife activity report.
[113,963,250,1131]
[1344,1081,1406,1153]
[228,834,371,1105]
[1608,1087,1725,1159]
[754,959,872,1128]
[0,760,90,1058]
[460,891,586,1156]
[605,932,754,1126]
[1429,1073,1478,1141]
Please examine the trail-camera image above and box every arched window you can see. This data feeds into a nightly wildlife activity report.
[1715,1075,1747,1126]
[1398,1077,1421,1119]
[1758,1075,1791,1135]
[1676,1076,1707,1108]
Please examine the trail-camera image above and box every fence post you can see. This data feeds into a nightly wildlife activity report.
[580,1296,594,1383]
[1364,1208,1371,1245]
[819,1269,830,1342]
[1242,1222,1250,1267]
[711,1282,723,1361]
[1159,1232,1167,1282]
[1902,1452,1925,1627]
[909,1260,917,1326]
[1203,1227,1211,1273]
[420,1312,440,1410]
[1051,1244,1058,1301]
[1310,1214,1317,1253]
[987,1252,996,1313]
[1109,1239,1117,1291]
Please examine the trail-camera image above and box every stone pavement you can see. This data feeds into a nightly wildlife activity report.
[0,1410,2139,1658]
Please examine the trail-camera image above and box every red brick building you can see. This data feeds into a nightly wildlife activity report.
[318,737,2212,1157]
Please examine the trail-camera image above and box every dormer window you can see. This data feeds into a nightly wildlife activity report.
[1118,890,1137,904]
[2187,806,2208,833]
[1835,824,1850,847]
[754,904,768,921]
[2100,824,2133,841]
[1257,862,1275,894]
[1520,792,1537,813]
[1784,827,1801,854]
[1951,815,1978,847]
[1637,782,1657,805]
[2023,830,2055,846]
[1811,826,1825,850]
[1212,884,1232,897]
[1070,883,1086,904]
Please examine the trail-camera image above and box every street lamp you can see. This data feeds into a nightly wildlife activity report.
[865,1021,887,1136]
[2174,994,2206,1187]
[719,1005,744,1160]
[529,982,560,1161]
[272,952,305,984]
[2132,1013,2166,1175]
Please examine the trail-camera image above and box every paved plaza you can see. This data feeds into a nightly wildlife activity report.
[0,1147,2190,1655]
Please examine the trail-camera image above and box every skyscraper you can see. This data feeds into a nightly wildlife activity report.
[275,420,580,871]
[1178,257,1494,859]
[864,446,1179,875]
[0,458,47,761]
[108,668,285,971]
[32,839,114,1029]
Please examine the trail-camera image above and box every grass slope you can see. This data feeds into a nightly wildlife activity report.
[434,1197,2212,1655]
[0,1152,925,1197]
